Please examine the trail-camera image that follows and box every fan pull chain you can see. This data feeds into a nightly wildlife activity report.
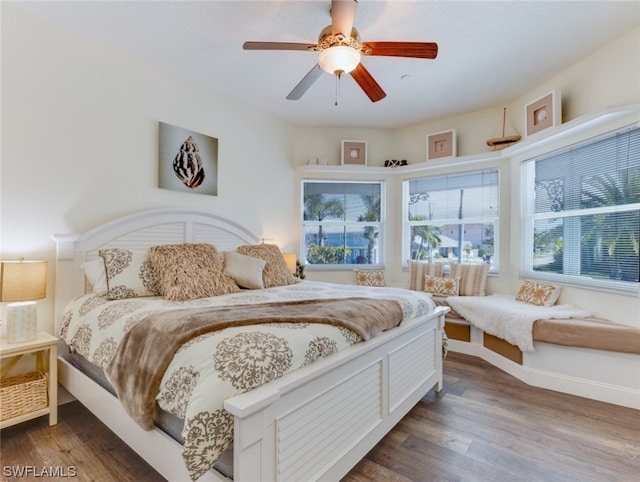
[334,71,344,106]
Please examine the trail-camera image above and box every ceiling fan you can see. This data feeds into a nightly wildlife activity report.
[243,0,438,103]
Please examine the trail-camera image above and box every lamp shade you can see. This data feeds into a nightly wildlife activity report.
[0,260,47,302]
[318,46,361,75]
[282,253,297,275]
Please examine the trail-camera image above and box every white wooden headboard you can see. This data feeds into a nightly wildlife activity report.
[51,208,260,332]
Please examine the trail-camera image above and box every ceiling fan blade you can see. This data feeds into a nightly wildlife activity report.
[350,63,386,102]
[286,64,324,100]
[330,0,358,37]
[243,41,316,51]
[362,41,438,59]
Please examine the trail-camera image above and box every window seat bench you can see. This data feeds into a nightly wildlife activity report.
[431,295,640,410]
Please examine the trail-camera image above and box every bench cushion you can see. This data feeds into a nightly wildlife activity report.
[434,295,640,355]
[533,317,640,355]
[432,295,464,319]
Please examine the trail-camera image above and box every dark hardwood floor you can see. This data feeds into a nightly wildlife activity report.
[1,352,638,481]
[345,353,639,482]
[0,399,162,482]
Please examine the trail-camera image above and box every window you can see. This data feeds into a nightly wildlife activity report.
[522,126,640,292]
[301,181,384,267]
[403,169,499,270]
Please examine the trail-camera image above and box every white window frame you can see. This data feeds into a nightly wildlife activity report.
[521,125,640,295]
[402,169,500,272]
[300,180,386,270]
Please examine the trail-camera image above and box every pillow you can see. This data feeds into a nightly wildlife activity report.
[408,260,444,291]
[81,259,108,293]
[354,269,385,287]
[149,243,240,301]
[98,248,161,300]
[236,244,297,288]
[449,263,489,296]
[423,275,460,296]
[223,250,266,289]
[515,280,562,307]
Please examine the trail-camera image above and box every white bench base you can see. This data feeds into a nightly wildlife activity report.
[447,321,640,410]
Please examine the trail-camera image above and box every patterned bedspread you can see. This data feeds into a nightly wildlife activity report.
[59,281,435,480]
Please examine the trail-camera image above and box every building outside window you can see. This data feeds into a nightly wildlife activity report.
[403,169,500,270]
[521,125,640,293]
[301,180,384,267]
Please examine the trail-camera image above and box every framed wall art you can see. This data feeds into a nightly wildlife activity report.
[158,122,218,196]
[525,90,561,137]
[341,140,367,166]
[427,129,456,161]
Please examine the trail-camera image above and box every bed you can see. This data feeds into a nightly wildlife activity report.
[52,208,447,482]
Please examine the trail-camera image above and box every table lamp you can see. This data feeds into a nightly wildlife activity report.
[283,253,297,275]
[0,259,47,343]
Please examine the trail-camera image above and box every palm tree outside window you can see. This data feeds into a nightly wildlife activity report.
[302,181,384,267]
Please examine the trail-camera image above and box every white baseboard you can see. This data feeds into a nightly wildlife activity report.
[447,339,640,410]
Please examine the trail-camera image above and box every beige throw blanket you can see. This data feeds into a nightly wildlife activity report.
[105,297,403,430]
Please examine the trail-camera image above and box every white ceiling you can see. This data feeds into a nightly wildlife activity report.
[9,1,640,129]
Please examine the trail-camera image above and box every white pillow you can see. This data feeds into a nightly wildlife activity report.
[223,251,267,289]
[81,259,108,292]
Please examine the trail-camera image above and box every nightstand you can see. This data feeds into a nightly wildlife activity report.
[0,332,58,428]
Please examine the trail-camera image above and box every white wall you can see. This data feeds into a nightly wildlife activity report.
[1,6,294,333]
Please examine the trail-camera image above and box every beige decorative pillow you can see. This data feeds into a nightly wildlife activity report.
[516,280,562,307]
[354,270,385,287]
[408,260,444,291]
[449,263,489,296]
[424,275,460,296]
[99,248,161,300]
[236,244,297,288]
[223,251,266,289]
[149,243,240,301]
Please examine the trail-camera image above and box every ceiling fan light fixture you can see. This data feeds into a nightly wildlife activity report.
[318,46,361,75]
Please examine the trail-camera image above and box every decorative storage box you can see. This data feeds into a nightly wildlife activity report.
[0,371,48,421]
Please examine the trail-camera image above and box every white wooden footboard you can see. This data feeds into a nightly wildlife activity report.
[226,308,445,482]
[57,307,444,482]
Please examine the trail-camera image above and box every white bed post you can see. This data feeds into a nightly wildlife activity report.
[51,234,80,336]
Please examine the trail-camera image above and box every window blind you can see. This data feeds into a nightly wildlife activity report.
[408,169,499,221]
[527,126,640,285]
[404,169,499,269]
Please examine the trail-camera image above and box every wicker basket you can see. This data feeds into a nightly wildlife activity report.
[0,371,48,421]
